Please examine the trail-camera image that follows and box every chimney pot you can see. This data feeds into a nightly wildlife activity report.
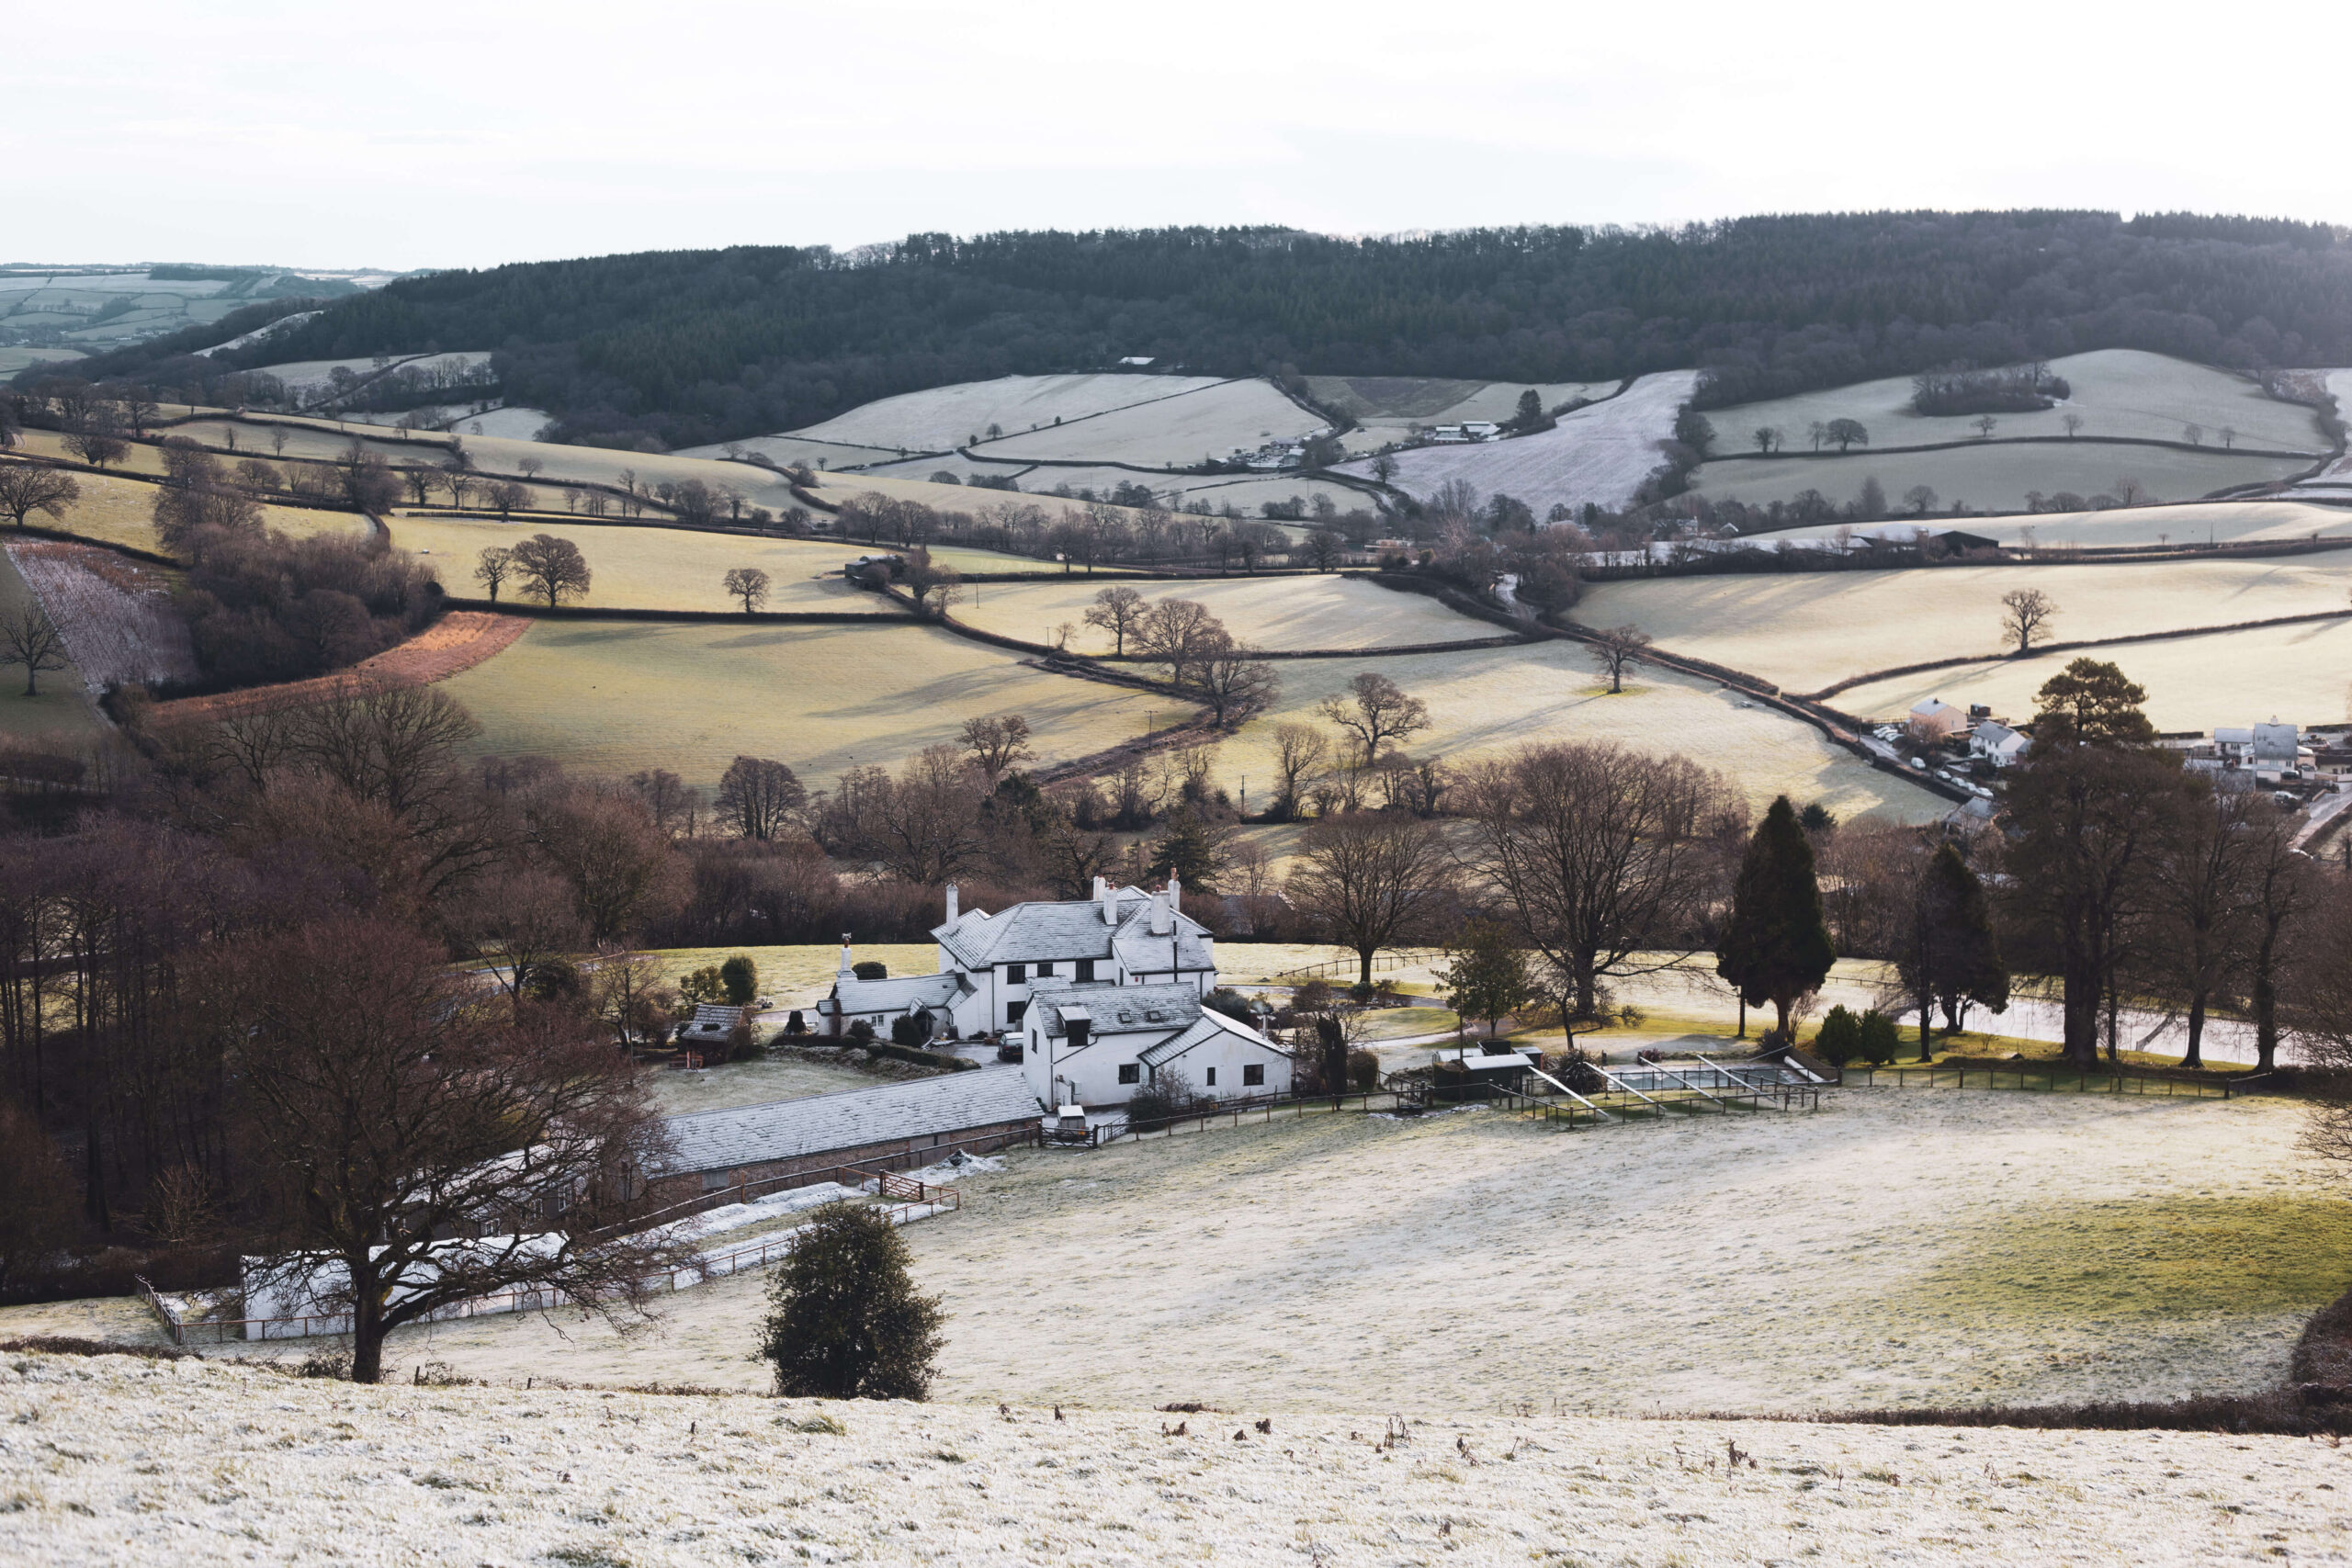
[945,882,959,923]
[1100,875,1116,925]
[1167,874,1182,914]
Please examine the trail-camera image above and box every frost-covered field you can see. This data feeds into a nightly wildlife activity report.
[1690,442,2306,515]
[6,542,198,693]
[783,372,1230,454]
[982,379,1325,468]
[1576,558,2352,694]
[1833,616,2352,730]
[1706,349,2330,455]
[10,1351,2340,1568]
[1763,497,2352,551]
[1309,374,1623,453]
[1340,370,1701,514]
[952,575,1496,653]
[1210,640,1947,824]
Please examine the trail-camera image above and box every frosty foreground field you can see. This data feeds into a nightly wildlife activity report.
[6,1351,2344,1567]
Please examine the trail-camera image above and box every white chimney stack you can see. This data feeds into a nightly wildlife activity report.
[945,882,959,924]
[1150,887,1171,936]
[837,932,854,978]
[1098,875,1115,925]
[1167,874,1182,915]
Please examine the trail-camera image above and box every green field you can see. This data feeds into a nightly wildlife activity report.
[1703,349,2328,456]
[439,620,1163,791]
[0,458,368,557]
[1834,616,2352,729]
[1770,497,2352,551]
[954,574,1493,653]
[1690,440,2308,514]
[1577,557,2352,694]
[382,514,902,614]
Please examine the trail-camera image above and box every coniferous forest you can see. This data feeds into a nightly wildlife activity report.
[45,211,2352,449]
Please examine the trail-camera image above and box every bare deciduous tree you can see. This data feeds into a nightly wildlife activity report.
[2061,412,2084,438]
[0,465,80,530]
[1999,587,2058,654]
[1588,625,1652,694]
[510,533,593,607]
[960,714,1034,782]
[224,917,690,1384]
[1081,584,1147,653]
[0,601,70,696]
[716,755,808,840]
[1318,671,1430,767]
[1135,597,1224,686]
[1271,722,1329,817]
[1193,637,1279,729]
[474,545,516,603]
[722,566,772,614]
[1461,740,1739,1031]
[1285,811,1457,988]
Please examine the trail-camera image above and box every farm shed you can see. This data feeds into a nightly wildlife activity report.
[653,1066,1040,1196]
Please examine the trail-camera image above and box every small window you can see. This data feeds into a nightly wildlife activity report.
[1036,961,1054,977]
[1007,964,1026,984]
[1243,1064,1264,1087]
[1007,1000,1027,1026]
[1076,958,1095,982]
[1205,1066,1217,1087]
[1118,1063,1140,1084]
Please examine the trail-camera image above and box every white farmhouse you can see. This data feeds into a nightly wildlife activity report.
[1969,720,2029,768]
[819,877,1218,1041]
[1909,698,1970,740]
[1020,981,1293,1111]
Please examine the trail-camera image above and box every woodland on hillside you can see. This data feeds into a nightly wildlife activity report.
[40,213,2352,451]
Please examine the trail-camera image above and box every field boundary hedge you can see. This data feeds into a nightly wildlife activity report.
[1801,606,2352,701]
[1702,431,2324,465]
[435,597,910,625]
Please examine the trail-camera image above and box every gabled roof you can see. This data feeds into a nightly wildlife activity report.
[1112,902,1215,976]
[1031,981,1203,1037]
[933,886,1200,968]
[1136,1008,1291,1067]
[821,970,967,1016]
[658,1066,1039,1175]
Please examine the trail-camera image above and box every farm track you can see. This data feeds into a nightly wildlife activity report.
[148,610,529,721]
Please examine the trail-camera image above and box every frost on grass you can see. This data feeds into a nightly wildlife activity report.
[1,1349,2340,1566]
[6,541,197,693]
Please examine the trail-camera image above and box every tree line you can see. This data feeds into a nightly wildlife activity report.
[34,213,2352,450]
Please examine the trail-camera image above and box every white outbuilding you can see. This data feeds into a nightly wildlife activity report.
[1020,980,1292,1111]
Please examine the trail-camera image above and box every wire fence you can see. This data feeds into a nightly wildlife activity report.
[1842,1065,2239,1098]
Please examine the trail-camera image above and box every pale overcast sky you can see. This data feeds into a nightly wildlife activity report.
[11,0,2348,272]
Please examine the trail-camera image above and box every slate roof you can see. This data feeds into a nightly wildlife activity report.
[933,886,1212,971]
[1136,1009,1292,1068]
[1031,982,1204,1037]
[1112,906,1214,976]
[658,1065,1039,1176]
[820,971,967,1017]
[678,1004,747,1039]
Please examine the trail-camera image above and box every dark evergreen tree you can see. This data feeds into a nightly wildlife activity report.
[759,1201,945,1400]
[1897,843,2008,1057]
[1715,795,1837,1042]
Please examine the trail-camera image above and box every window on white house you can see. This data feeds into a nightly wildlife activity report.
[1076,958,1095,981]
[1243,1064,1264,1086]
[1205,1066,1217,1086]
[1118,1063,1140,1084]
[1008,1000,1027,1025]
[1036,961,1054,976]
[1007,964,1026,983]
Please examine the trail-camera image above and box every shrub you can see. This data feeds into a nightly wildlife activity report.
[680,964,725,1006]
[889,1012,930,1047]
[1858,1009,1900,1066]
[758,1201,944,1400]
[725,1021,760,1062]
[719,954,760,1006]
[852,960,888,980]
[1348,1049,1380,1091]
[1812,1006,1862,1067]
[847,1019,876,1043]
[1125,1078,1216,1132]
[1204,987,1255,1026]
[784,1010,807,1035]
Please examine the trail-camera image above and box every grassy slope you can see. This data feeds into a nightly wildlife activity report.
[982,379,1322,466]
[1212,640,1949,825]
[437,619,1162,792]
[1833,615,2352,728]
[0,458,364,557]
[1706,348,2328,454]
[1691,440,2309,513]
[381,514,901,615]
[1576,557,2352,693]
[953,574,1493,653]
[1767,496,2352,550]
[779,371,1231,452]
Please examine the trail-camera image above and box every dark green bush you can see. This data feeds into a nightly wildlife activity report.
[852,961,888,980]
[758,1201,944,1400]
[719,954,760,1006]
[1858,1009,1900,1066]
[1812,1006,1861,1067]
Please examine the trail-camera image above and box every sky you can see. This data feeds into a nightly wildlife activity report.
[11,0,2352,273]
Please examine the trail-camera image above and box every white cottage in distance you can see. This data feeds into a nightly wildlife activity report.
[820,876,1219,1040]
[818,875,1294,1111]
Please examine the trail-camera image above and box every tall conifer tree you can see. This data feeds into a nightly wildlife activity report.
[1715,795,1836,1041]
